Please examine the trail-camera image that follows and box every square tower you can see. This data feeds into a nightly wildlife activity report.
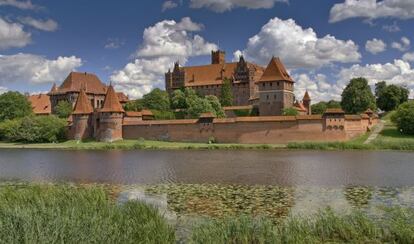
[211,50,225,64]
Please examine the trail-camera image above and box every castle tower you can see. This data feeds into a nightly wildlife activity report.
[257,57,295,116]
[303,90,311,115]
[70,88,93,140]
[211,50,225,64]
[97,84,124,142]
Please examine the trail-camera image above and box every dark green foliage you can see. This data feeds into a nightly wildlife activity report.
[220,78,233,106]
[142,88,170,111]
[391,101,414,135]
[0,184,174,243]
[375,81,409,112]
[0,91,32,122]
[205,95,225,118]
[54,100,73,118]
[0,115,66,143]
[233,109,252,117]
[311,100,341,114]
[171,89,187,109]
[123,99,144,111]
[282,107,299,116]
[152,110,176,120]
[187,95,215,118]
[341,77,376,114]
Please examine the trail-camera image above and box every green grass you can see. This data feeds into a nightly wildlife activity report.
[190,207,414,243]
[0,183,175,244]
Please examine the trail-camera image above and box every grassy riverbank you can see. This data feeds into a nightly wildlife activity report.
[1,183,413,243]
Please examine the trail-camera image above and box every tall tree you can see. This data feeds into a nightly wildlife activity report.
[206,95,225,118]
[55,100,73,118]
[141,88,170,111]
[341,77,376,114]
[391,101,414,135]
[220,78,233,107]
[375,81,409,112]
[0,91,32,122]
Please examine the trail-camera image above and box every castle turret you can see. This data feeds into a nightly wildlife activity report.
[96,84,124,142]
[211,50,225,64]
[257,57,295,116]
[70,88,93,140]
[303,90,311,115]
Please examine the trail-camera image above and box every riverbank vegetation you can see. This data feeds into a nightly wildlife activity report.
[0,183,175,243]
[1,183,414,243]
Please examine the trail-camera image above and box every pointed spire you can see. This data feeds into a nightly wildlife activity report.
[50,83,57,93]
[72,88,93,115]
[303,90,311,101]
[100,84,124,113]
[258,57,294,83]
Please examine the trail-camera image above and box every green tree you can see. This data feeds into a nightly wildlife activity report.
[0,91,32,122]
[282,107,299,116]
[391,101,414,135]
[376,82,409,112]
[311,100,341,114]
[55,100,73,118]
[171,89,187,109]
[220,78,233,107]
[142,88,170,111]
[206,95,225,118]
[341,77,376,114]
[187,96,214,118]
[123,99,144,111]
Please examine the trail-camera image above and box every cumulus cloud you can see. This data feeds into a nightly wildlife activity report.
[0,86,7,94]
[365,38,386,54]
[293,73,343,103]
[234,17,361,69]
[402,52,414,62]
[18,17,58,32]
[329,0,414,23]
[391,37,410,51]
[189,0,287,12]
[336,59,414,97]
[0,0,37,10]
[111,17,217,98]
[0,53,82,85]
[162,0,178,11]
[0,17,31,50]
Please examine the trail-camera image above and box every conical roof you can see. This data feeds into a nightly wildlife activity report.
[72,88,93,115]
[100,84,124,113]
[50,83,57,92]
[258,57,294,83]
[303,90,311,101]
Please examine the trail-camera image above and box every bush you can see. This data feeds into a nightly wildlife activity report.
[282,107,299,116]
[391,101,414,135]
[0,115,66,143]
[152,110,176,120]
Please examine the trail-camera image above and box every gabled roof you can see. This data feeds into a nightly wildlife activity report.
[49,72,107,95]
[72,88,93,115]
[303,91,311,101]
[258,57,294,83]
[100,85,124,113]
[28,94,51,115]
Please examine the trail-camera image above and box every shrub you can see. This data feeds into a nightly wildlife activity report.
[152,110,176,120]
[0,115,66,143]
[0,91,32,122]
[391,101,414,135]
[282,107,299,116]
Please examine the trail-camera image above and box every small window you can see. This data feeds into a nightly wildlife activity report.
[270,82,272,86]
[262,83,265,87]
[266,95,269,100]
[274,95,277,99]
[277,82,280,86]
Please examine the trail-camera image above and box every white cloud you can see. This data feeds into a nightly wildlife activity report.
[189,0,287,12]
[104,38,125,49]
[234,17,361,69]
[391,37,410,51]
[336,59,414,97]
[329,0,414,23]
[111,17,217,98]
[0,53,82,85]
[18,17,58,32]
[162,0,178,11]
[382,22,401,32]
[365,38,386,54]
[293,73,343,103]
[0,17,31,50]
[0,86,7,94]
[402,52,414,62]
[0,0,37,10]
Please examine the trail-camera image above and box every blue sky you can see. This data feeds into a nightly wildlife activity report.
[0,0,414,101]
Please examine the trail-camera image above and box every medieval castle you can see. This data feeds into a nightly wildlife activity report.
[28,51,378,143]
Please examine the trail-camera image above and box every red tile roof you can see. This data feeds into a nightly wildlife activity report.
[258,57,294,83]
[49,72,107,95]
[100,85,124,113]
[28,94,51,115]
[303,91,311,101]
[199,112,216,118]
[125,111,142,117]
[116,92,129,103]
[72,89,93,115]
[294,101,307,112]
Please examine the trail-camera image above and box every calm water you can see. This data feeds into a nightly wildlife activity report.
[0,149,414,187]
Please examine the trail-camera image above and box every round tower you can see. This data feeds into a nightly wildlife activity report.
[97,84,124,142]
[71,88,93,140]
